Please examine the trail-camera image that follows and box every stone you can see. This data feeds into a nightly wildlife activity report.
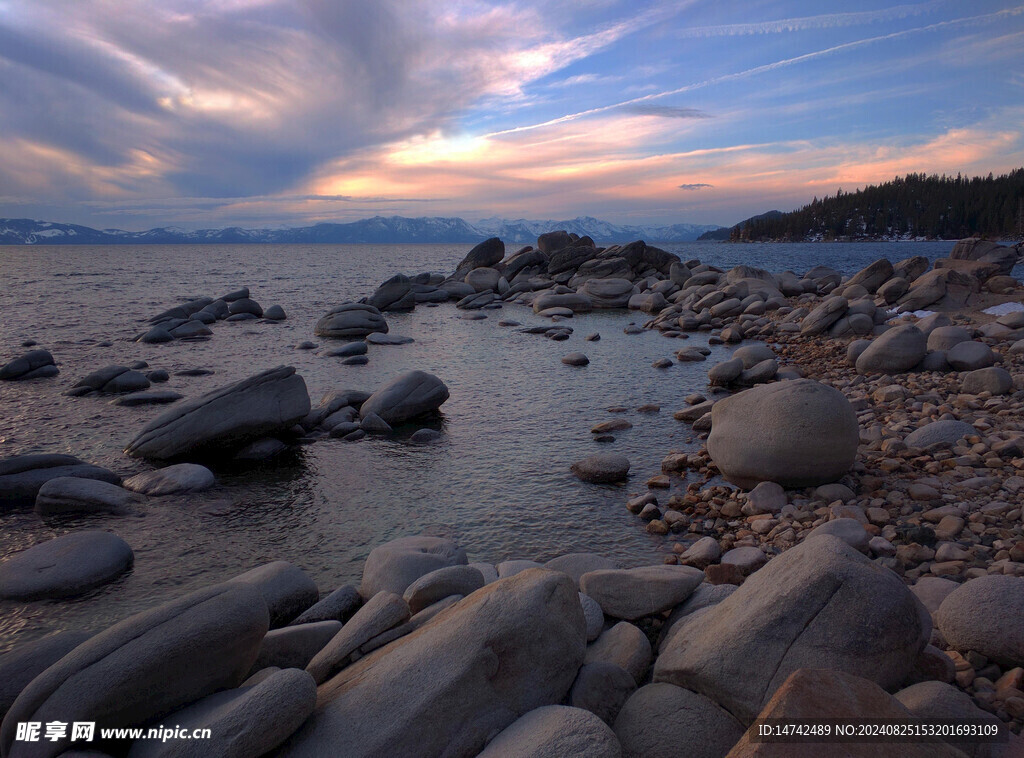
[585,622,652,684]
[578,278,636,308]
[592,419,632,434]
[708,357,744,386]
[0,454,120,506]
[732,343,776,368]
[126,668,317,758]
[305,592,410,684]
[477,705,621,758]
[252,621,342,671]
[122,464,215,495]
[545,553,618,587]
[359,370,449,425]
[962,366,1013,395]
[0,531,133,600]
[847,258,894,293]
[497,560,543,578]
[402,565,485,614]
[659,584,738,651]
[736,359,778,386]
[894,680,1001,758]
[279,569,585,758]
[568,663,636,726]
[533,291,593,313]
[228,561,319,628]
[744,481,786,515]
[679,537,721,569]
[125,366,310,460]
[950,237,1018,275]
[562,352,590,366]
[946,340,995,370]
[613,683,744,758]
[0,583,269,758]
[409,428,443,444]
[899,269,949,311]
[360,536,468,598]
[315,303,388,339]
[263,304,286,320]
[0,632,92,722]
[800,295,848,335]
[936,575,1024,667]
[706,379,859,489]
[654,535,930,724]
[571,454,630,484]
[579,565,703,620]
[0,350,58,381]
[855,324,927,374]
[806,518,869,553]
[812,483,855,502]
[359,413,392,434]
[322,341,367,357]
[579,592,604,642]
[877,276,908,303]
[455,237,505,275]
[904,420,976,449]
[367,274,413,311]
[290,585,361,625]
[109,391,184,407]
[927,325,972,351]
[34,477,143,517]
[720,546,767,575]
[724,668,965,757]
[365,332,413,345]
[465,267,502,293]
[234,437,288,461]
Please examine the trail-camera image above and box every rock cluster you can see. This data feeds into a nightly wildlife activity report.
[137,287,285,344]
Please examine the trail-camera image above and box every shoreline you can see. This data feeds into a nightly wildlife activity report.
[1,232,1023,756]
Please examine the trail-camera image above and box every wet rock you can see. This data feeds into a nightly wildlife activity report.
[562,352,590,366]
[234,437,288,460]
[315,303,388,339]
[34,477,143,517]
[122,464,215,495]
[360,536,468,598]
[0,454,120,507]
[571,454,630,484]
[0,349,58,381]
[0,531,133,600]
[228,561,319,629]
[359,370,449,425]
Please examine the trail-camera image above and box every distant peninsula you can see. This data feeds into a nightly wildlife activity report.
[0,215,723,246]
[702,169,1024,243]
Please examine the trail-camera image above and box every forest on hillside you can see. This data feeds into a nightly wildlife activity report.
[732,169,1024,242]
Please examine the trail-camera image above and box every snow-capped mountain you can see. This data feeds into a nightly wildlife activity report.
[0,215,724,245]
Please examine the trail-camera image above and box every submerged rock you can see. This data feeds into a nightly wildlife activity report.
[0,530,134,600]
[0,454,120,507]
[359,370,449,426]
[0,349,58,381]
[571,454,630,484]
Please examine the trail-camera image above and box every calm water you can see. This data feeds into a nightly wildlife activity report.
[0,240,969,650]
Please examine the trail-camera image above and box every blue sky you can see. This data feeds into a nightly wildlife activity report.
[0,0,1021,229]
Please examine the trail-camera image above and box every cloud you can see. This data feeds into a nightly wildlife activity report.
[622,105,711,119]
[678,183,713,190]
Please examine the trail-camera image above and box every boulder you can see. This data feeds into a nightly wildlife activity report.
[724,668,966,757]
[263,304,287,320]
[533,291,593,313]
[454,238,505,277]
[806,518,869,553]
[568,663,636,726]
[0,632,92,723]
[708,358,744,386]
[290,585,361,626]
[122,464,216,496]
[946,341,995,370]
[585,622,652,684]
[314,303,388,339]
[252,621,342,671]
[732,343,776,369]
[654,535,930,724]
[706,379,859,489]
[34,477,143,517]
[0,583,269,758]
[402,565,485,614]
[895,681,1001,758]
[465,267,502,293]
[950,237,1018,275]
[926,325,972,351]
[0,454,120,507]
[0,350,58,381]
[477,705,621,758]
[571,454,630,484]
[359,370,449,425]
[228,561,319,629]
[360,536,468,598]
[367,274,413,311]
[846,259,894,293]
[69,365,151,395]
[877,276,908,303]
[544,553,618,587]
[904,419,976,449]
[962,366,1013,395]
[893,256,930,282]
[936,575,1024,667]
[578,278,636,309]
[898,270,947,311]
[613,683,744,758]
[278,569,586,758]
[0,531,133,600]
[126,668,317,758]
[855,324,927,375]
[800,296,848,335]
[548,246,599,276]
[562,353,589,367]
[125,366,310,460]
[579,565,703,620]
[305,592,411,683]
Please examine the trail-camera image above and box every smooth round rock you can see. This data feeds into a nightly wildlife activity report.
[961,366,1013,395]
[34,478,143,517]
[855,325,927,375]
[936,575,1024,667]
[904,420,976,449]
[122,464,216,496]
[477,705,621,758]
[571,454,630,484]
[562,353,590,366]
[0,531,133,600]
[946,341,995,370]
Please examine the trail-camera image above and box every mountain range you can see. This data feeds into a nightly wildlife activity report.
[0,215,724,246]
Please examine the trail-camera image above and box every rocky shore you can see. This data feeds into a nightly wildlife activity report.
[0,232,1023,756]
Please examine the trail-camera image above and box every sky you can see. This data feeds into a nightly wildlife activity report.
[0,0,1022,230]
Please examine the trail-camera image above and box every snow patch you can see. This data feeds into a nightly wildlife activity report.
[982,302,1024,316]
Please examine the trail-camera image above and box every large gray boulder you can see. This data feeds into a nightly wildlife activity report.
[125,366,310,460]
[936,575,1024,667]
[579,566,703,621]
[533,291,593,313]
[846,259,894,293]
[126,668,317,758]
[34,477,143,517]
[122,464,215,495]
[0,583,269,758]
[706,379,858,488]
[228,561,319,628]
[946,340,995,370]
[278,569,586,758]
[252,621,342,671]
[0,531,133,600]
[465,267,502,293]
[477,705,621,758]
[537,230,573,254]
[366,274,414,312]
[360,536,468,598]
[571,454,630,484]
[950,237,1018,275]
[358,370,449,425]
[314,303,388,339]
[612,683,744,758]
[895,681,1002,758]
[855,324,927,375]
[0,350,58,381]
[654,535,930,724]
[578,278,636,309]
[800,295,848,335]
[305,592,410,684]
[0,454,120,506]
[455,238,505,277]
[402,565,485,614]
[926,325,972,351]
